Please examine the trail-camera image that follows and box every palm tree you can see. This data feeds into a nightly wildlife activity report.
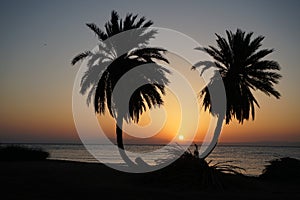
[194,29,281,156]
[94,48,169,151]
[71,11,169,151]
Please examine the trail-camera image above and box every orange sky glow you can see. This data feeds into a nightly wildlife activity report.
[0,1,299,145]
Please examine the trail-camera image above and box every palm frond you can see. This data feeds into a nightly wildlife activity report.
[86,23,107,41]
[71,51,92,65]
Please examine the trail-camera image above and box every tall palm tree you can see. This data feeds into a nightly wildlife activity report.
[194,29,281,157]
[197,29,281,124]
[71,11,169,151]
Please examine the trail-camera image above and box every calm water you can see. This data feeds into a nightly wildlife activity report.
[22,144,300,176]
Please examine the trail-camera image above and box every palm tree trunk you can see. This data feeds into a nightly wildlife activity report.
[200,115,224,160]
[116,118,124,150]
[115,117,136,167]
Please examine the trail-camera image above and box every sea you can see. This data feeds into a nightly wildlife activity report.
[12,144,300,176]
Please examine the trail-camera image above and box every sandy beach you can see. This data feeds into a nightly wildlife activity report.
[1,159,299,200]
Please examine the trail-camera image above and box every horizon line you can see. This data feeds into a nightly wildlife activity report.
[1,141,300,147]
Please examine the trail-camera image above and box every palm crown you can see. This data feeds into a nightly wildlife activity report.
[198,29,281,124]
[94,47,169,123]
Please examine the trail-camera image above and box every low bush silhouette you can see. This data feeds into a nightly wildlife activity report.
[259,157,300,182]
[0,145,49,161]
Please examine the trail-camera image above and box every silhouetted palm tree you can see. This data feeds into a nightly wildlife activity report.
[193,29,281,159]
[71,11,169,151]
[195,29,281,124]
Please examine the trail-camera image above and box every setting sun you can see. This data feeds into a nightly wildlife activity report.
[179,135,184,141]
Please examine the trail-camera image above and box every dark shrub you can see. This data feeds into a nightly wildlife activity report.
[259,157,300,182]
[0,145,49,161]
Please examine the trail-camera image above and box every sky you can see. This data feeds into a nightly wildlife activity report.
[0,0,300,144]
